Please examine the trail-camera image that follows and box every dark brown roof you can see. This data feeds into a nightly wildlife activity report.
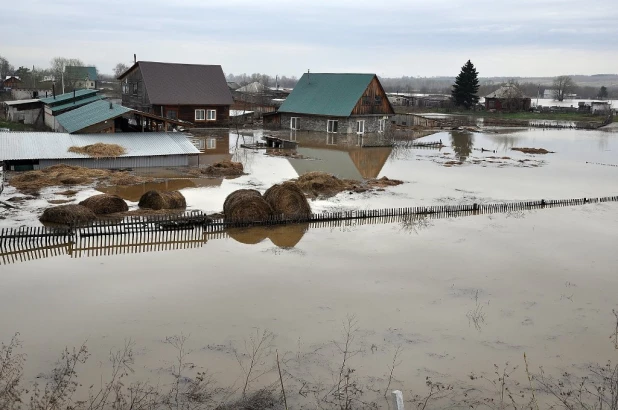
[119,61,233,106]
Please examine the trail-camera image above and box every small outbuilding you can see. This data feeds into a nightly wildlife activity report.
[0,132,200,170]
[1,99,44,126]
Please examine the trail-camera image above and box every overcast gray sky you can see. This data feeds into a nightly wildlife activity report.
[2,0,617,77]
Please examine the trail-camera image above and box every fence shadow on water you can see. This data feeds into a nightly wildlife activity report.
[1,195,617,265]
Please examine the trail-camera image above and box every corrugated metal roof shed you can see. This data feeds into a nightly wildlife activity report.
[118,61,233,106]
[55,100,132,133]
[278,73,375,117]
[4,99,41,106]
[49,95,104,113]
[39,89,99,105]
[0,132,199,161]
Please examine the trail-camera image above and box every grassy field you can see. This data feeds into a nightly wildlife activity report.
[0,120,37,131]
[395,107,612,123]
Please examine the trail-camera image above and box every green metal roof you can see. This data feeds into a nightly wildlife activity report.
[39,89,99,105]
[50,95,104,113]
[65,66,98,81]
[278,73,375,117]
[55,100,132,134]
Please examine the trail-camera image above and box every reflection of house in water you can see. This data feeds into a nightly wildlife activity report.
[188,130,232,166]
[450,131,474,161]
[285,131,392,180]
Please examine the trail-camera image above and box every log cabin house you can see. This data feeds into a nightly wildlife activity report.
[267,73,394,134]
[117,61,233,127]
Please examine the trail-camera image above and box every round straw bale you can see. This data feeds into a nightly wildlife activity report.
[226,227,269,245]
[268,223,309,248]
[39,204,96,224]
[263,182,311,219]
[138,190,186,210]
[79,194,129,215]
[223,189,272,221]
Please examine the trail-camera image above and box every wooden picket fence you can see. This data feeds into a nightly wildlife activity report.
[1,195,617,265]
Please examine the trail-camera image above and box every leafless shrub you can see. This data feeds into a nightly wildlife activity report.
[29,342,89,410]
[233,329,275,398]
[384,346,403,398]
[466,290,486,332]
[611,310,618,350]
[0,333,26,410]
[410,377,454,410]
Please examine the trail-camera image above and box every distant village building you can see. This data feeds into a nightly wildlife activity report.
[117,61,233,127]
[485,85,531,111]
[2,76,22,89]
[591,101,611,114]
[267,73,394,134]
[65,66,98,90]
[231,81,289,117]
[1,99,44,127]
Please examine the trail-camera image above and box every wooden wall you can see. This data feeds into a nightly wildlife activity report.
[351,77,394,116]
[120,67,151,112]
[153,105,230,127]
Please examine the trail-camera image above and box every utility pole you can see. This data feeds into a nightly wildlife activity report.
[61,63,65,94]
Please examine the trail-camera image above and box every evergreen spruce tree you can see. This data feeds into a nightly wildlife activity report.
[452,60,480,109]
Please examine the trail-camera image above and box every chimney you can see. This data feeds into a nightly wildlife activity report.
[52,84,56,99]
[73,89,76,104]
[134,54,137,64]
[109,101,113,110]
[307,69,310,84]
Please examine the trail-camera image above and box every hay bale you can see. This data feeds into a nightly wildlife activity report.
[203,160,244,177]
[79,194,128,215]
[138,190,186,210]
[68,143,126,158]
[294,172,353,197]
[39,204,96,224]
[263,182,311,219]
[223,189,272,221]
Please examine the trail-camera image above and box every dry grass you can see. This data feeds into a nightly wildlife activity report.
[8,165,150,193]
[138,190,186,210]
[263,182,311,219]
[79,194,128,215]
[223,189,273,222]
[67,143,126,158]
[47,199,74,205]
[512,147,554,154]
[56,189,79,197]
[292,172,403,198]
[367,176,404,188]
[203,160,244,177]
[39,204,97,224]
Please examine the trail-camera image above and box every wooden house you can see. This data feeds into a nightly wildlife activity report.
[272,73,394,134]
[117,61,233,127]
[2,76,23,89]
[485,85,531,112]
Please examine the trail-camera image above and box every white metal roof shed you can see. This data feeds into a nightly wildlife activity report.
[0,132,200,169]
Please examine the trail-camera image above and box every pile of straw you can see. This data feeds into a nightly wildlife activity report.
[68,143,126,158]
[203,160,244,177]
[39,204,96,224]
[294,172,356,197]
[223,189,272,221]
[79,194,129,215]
[9,164,111,192]
[366,176,404,188]
[138,190,186,210]
[263,182,311,219]
[512,147,554,154]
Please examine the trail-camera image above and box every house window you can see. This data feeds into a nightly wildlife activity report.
[207,138,216,149]
[290,117,300,130]
[207,109,216,120]
[378,119,386,133]
[132,83,138,95]
[356,120,365,134]
[166,110,178,120]
[327,119,338,133]
[374,96,382,105]
[327,134,337,145]
[122,84,129,94]
[195,109,205,120]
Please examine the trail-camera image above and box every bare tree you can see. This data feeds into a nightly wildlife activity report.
[49,57,84,92]
[552,75,576,101]
[114,63,129,78]
[0,56,14,79]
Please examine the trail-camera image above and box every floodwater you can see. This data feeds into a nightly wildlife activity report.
[1,126,618,407]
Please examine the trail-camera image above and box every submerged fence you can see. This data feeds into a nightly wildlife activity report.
[1,195,617,265]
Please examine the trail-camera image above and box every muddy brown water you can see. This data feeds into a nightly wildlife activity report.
[1,127,618,407]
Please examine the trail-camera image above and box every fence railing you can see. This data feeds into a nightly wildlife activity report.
[1,195,617,265]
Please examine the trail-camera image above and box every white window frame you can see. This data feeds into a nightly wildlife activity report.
[356,120,365,134]
[327,119,338,133]
[207,109,216,120]
[290,117,300,130]
[378,119,386,133]
[207,138,216,149]
[327,134,337,145]
[195,109,205,121]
